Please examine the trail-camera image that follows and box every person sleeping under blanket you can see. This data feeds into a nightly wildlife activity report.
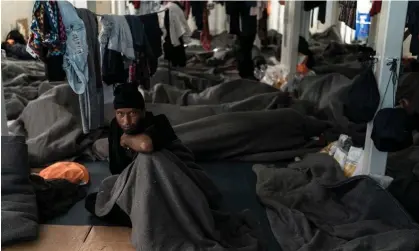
[85,84,178,226]
[1,29,34,60]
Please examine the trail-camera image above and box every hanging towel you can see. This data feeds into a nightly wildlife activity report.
[166,2,191,47]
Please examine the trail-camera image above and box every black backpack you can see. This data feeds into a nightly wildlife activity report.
[344,65,380,124]
[371,108,413,152]
[370,58,414,152]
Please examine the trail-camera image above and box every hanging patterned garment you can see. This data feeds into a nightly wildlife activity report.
[27,0,66,59]
[338,1,357,30]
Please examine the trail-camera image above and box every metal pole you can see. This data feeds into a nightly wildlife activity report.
[362,0,408,175]
[280,1,302,77]
[300,10,311,40]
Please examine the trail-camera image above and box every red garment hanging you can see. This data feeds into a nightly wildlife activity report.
[200,7,211,51]
[370,0,382,17]
[129,0,141,9]
[182,0,191,19]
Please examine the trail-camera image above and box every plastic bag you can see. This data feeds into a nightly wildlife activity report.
[320,141,337,156]
[343,146,363,177]
[258,64,289,87]
[333,135,353,168]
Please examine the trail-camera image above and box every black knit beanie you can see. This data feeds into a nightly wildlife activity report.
[113,84,145,110]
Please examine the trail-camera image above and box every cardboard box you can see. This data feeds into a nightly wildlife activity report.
[80,226,134,251]
[3,225,135,251]
[3,225,91,251]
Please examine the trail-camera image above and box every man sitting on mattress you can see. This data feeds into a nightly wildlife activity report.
[108,84,178,175]
[85,84,178,225]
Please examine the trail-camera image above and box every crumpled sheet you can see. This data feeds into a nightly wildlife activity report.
[253,153,419,251]
[95,139,265,250]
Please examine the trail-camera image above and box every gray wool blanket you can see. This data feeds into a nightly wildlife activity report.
[254,153,419,251]
[95,140,264,251]
[1,136,39,245]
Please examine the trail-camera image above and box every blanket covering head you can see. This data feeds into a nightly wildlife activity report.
[113,84,145,110]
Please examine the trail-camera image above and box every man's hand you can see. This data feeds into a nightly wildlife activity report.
[120,133,154,153]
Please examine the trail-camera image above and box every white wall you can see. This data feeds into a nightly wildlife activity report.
[1,0,34,40]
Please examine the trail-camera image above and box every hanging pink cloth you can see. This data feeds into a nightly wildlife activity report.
[200,7,211,51]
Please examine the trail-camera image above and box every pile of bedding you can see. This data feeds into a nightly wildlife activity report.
[3,59,103,167]
[254,153,419,251]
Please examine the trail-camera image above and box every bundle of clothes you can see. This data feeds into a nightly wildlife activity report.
[24,0,193,134]
[26,0,104,134]
[101,1,192,89]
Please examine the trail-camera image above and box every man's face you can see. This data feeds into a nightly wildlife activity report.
[115,108,143,133]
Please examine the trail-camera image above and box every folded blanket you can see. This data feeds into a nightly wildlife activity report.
[254,153,419,251]
[1,136,39,245]
[95,140,264,250]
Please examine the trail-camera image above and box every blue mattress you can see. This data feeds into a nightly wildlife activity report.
[46,161,281,250]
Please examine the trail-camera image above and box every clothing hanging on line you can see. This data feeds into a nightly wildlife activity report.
[339,1,357,30]
[258,4,268,48]
[27,1,104,134]
[57,0,89,95]
[407,1,419,56]
[304,1,326,24]
[27,0,67,81]
[226,1,257,37]
[135,1,161,15]
[190,1,205,31]
[99,15,135,62]
[369,0,382,17]
[76,8,104,133]
[162,0,190,19]
[129,0,141,10]
[225,1,257,79]
[200,7,211,51]
[163,8,187,67]
[164,2,191,47]
[100,12,161,89]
